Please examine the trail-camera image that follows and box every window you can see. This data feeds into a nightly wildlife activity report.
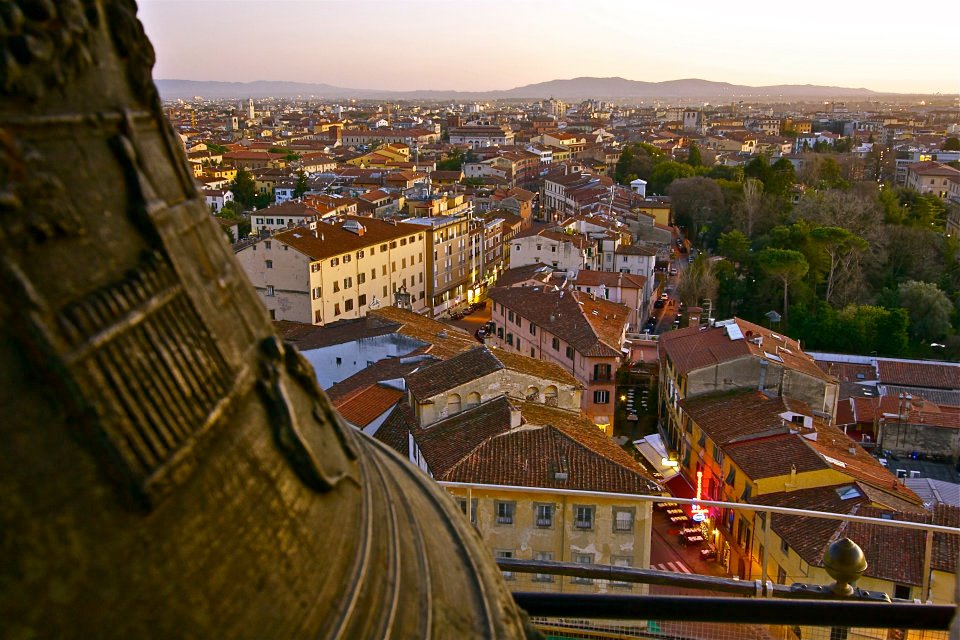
[533,551,554,582]
[266,285,275,297]
[506,333,513,346]
[593,390,610,404]
[358,272,365,284]
[593,363,611,381]
[382,265,387,276]
[382,285,388,297]
[342,254,350,263]
[314,310,322,323]
[698,429,707,448]
[712,443,725,466]
[333,281,340,293]
[358,294,367,307]
[726,466,736,486]
[572,553,594,584]
[507,310,514,322]
[371,268,376,280]
[310,263,319,272]
[574,505,594,530]
[894,584,911,600]
[530,348,535,357]
[780,538,789,555]
[390,241,397,249]
[265,260,273,269]
[344,277,352,289]
[529,323,536,335]
[391,262,396,273]
[611,556,633,588]
[613,507,634,532]
[357,250,364,259]
[330,258,339,267]
[566,346,574,360]
[535,503,553,528]
[495,501,515,525]
[776,565,787,585]
[495,550,514,580]
[457,497,478,525]
[551,337,559,350]
[311,286,321,299]
[380,244,387,252]
[333,303,341,316]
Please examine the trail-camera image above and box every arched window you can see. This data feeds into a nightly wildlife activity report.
[447,393,462,415]
[525,386,540,402]
[466,392,481,408]
[544,385,559,407]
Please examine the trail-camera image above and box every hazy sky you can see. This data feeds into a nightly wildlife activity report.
[138,0,959,94]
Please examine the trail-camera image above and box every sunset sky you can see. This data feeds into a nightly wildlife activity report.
[138,0,959,95]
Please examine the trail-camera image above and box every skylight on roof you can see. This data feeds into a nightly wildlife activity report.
[836,486,861,500]
[764,352,783,363]
[725,323,744,341]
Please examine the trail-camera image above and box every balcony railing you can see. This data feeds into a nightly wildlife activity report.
[498,558,954,639]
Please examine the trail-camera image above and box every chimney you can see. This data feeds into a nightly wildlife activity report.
[509,404,522,429]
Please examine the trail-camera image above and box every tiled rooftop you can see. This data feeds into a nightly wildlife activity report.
[876,359,960,391]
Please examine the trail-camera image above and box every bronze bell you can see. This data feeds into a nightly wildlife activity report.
[822,537,868,597]
[0,1,532,637]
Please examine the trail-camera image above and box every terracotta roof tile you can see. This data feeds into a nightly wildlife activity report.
[336,385,404,428]
[372,399,417,455]
[660,318,834,383]
[876,360,960,390]
[416,397,515,477]
[488,287,628,358]
[680,389,796,445]
[272,216,424,262]
[367,307,478,360]
[440,402,659,492]
[406,347,503,400]
[491,348,580,388]
[724,433,830,480]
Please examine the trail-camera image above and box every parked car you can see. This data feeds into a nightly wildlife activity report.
[669,267,678,276]
[654,299,665,309]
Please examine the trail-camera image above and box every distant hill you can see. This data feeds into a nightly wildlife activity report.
[155,76,887,101]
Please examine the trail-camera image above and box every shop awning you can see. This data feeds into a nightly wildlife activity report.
[633,434,679,482]
[665,472,697,501]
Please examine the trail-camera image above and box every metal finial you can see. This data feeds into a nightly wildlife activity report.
[823,537,868,596]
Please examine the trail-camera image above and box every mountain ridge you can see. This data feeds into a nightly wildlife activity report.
[155,76,889,101]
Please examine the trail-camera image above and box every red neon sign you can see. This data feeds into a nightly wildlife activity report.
[692,470,708,516]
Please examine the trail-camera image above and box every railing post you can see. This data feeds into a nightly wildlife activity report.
[922,528,933,602]
[762,508,770,587]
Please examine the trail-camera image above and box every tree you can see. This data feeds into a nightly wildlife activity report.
[667,177,723,242]
[734,178,764,238]
[897,280,953,343]
[677,255,718,309]
[615,143,662,184]
[943,137,960,151]
[808,226,868,305]
[217,201,239,220]
[687,142,702,167]
[230,166,257,211]
[292,170,309,199]
[649,161,696,195]
[717,230,751,266]
[756,248,809,325]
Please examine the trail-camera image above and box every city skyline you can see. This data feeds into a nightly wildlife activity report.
[138,0,959,96]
